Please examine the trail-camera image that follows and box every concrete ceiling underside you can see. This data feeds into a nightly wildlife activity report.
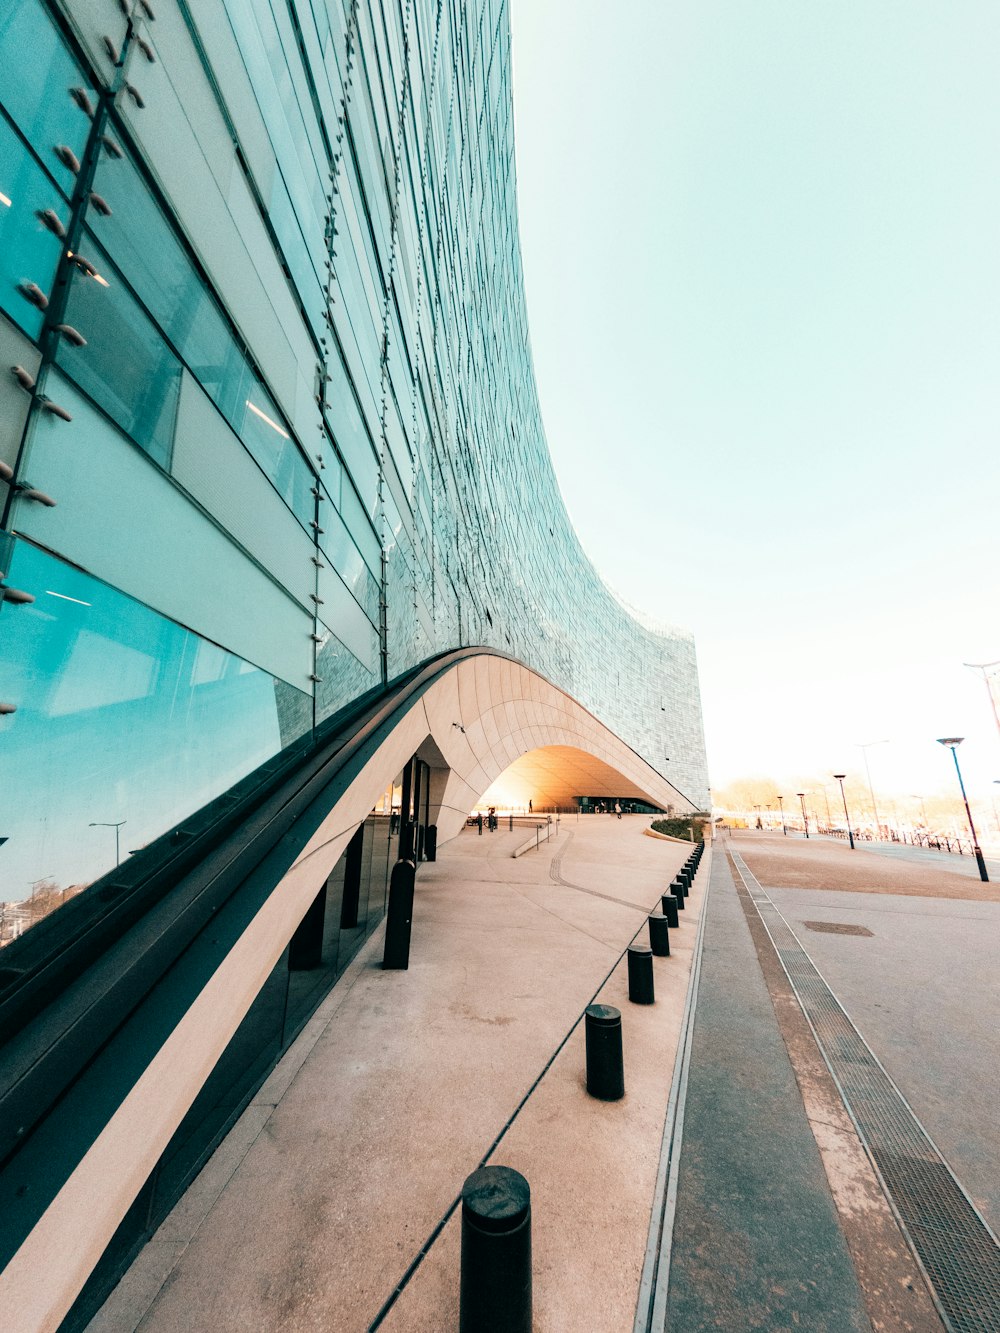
[478,745,672,812]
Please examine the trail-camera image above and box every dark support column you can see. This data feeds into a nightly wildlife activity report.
[460,1166,532,1333]
[412,760,423,862]
[585,1004,624,1100]
[628,944,655,1003]
[648,913,670,956]
[425,824,438,862]
[288,883,326,970]
[339,823,366,929]
[382,859,416,969]
[400,759,414,861]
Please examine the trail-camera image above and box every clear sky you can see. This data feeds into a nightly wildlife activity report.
[510,0,1000,802]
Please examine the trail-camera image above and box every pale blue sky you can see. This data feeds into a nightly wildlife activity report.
[511,0,1000,801]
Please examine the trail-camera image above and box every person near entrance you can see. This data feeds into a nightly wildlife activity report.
[615,801,622,820]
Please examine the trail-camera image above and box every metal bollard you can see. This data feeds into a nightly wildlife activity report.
[425,824,438,862]
[672,880,686,909]
[661,893,679,927]
[628,943,655,1003]
[382,859,415,969]
[648,913,670,956]
[460,1166,532,1333]
[585,1004,624,1100]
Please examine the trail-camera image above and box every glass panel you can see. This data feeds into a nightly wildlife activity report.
[56,241,182,468]
[0,115,65,339]
[0,541,304,934]
[89,151,211,364]
[314,628,377,726]
[89,150,316,530]
[0,0,95,170]
[235,388,314,526]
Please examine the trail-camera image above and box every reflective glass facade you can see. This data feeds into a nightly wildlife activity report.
[0,0,708,918]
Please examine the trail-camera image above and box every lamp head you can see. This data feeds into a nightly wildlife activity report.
[833,773,846,781]
[937,737,964,749]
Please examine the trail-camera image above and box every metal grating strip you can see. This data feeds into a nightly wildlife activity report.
[730,850,1000,1333]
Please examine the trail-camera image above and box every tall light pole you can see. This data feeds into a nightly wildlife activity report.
[963,662,1000,742]
[796,792,809,838]
[833,774,854,850]
[936,740,988,882]
[777,795,787,836]
[90,820,126,867]
[857,740,888,839]
[819,784,833,830]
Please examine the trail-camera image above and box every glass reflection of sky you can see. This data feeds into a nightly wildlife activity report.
[0,541,290,901]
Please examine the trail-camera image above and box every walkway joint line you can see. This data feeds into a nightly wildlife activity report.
[367,869,681,1331]
[633,846,713,1333]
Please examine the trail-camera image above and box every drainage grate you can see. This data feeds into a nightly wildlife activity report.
[730,850,1000,1333]
[804,921,874,937]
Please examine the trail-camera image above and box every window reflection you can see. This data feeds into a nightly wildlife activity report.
[0,0,94,183]
[0,541,308,933]
[57,238,182,468]
[0,113,65,339]
[88,148,315,526]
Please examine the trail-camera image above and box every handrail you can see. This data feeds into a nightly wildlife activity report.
[0,643,695,1197]
[0,646,509,1171]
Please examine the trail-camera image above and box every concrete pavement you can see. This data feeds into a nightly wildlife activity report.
[88,818,703,1332]
[86,825,999,1331]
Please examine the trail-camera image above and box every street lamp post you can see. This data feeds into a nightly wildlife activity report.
[963,662,1000,742]
[796,792,809,839]
[777,795,787,836]
[833,774,854,850]
[89,820,126,867]
[858,740,888,839]
[819,785,833,831]
[910,794,928,845]
[936,740,988,883]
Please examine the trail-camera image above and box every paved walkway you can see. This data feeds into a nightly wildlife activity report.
[665,849,872,1331]
[768,829,1000,886]
[89,819,703,1332]
[88,826,999,1331]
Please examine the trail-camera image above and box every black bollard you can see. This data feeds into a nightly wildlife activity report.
[672,880,686,909]
[425,824,438,862]
[585,1004,624,1100]
[382,859,415,969]
[628,944,655,1003]
[460,1166,532,1333]
[648,913,670,957]
[661,894,679,928]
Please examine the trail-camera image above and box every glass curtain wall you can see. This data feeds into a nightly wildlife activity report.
[0,0,708,947]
